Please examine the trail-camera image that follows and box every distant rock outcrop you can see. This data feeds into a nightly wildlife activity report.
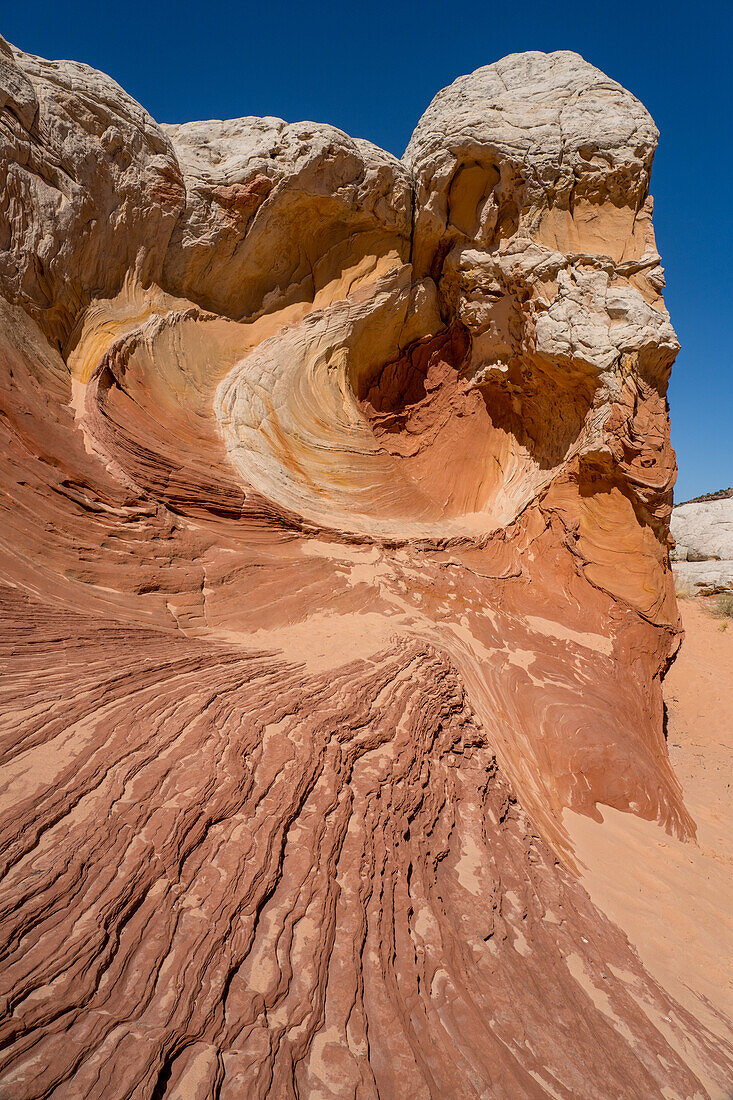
[1,36,731,1098]
[672,491,733,592]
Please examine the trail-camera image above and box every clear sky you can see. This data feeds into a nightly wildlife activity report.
[3,0,730,501]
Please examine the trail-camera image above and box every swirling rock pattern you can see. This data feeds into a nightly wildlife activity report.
[0,36,731,1099]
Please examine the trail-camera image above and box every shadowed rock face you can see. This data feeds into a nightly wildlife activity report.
[1,37,731,1099]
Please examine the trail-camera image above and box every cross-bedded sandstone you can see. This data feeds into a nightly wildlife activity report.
[1,35,731,1099]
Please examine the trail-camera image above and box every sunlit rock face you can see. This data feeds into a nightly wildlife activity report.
[671,491,733,592]
[1,36,731,1099]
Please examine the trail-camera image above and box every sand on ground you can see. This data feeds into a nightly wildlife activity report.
[566,599,733,1052]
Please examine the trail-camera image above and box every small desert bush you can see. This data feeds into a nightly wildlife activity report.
[709,592,733,620]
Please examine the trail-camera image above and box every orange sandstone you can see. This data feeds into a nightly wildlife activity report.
[0,37,730,1099]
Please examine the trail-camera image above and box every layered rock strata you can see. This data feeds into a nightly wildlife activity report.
[1,37,731,1098]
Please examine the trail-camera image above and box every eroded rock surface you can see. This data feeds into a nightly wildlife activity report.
[0,36,183,349]
[1,37,731,1099]
[162,117,412,321]
[671,491,733,593]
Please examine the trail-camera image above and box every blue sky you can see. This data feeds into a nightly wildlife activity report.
[4,0,731,500]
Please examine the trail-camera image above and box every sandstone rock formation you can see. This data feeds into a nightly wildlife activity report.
[161,117,412,323]
[671,490,733,593]
[1,36,731,1098]
[0,35,183,350]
